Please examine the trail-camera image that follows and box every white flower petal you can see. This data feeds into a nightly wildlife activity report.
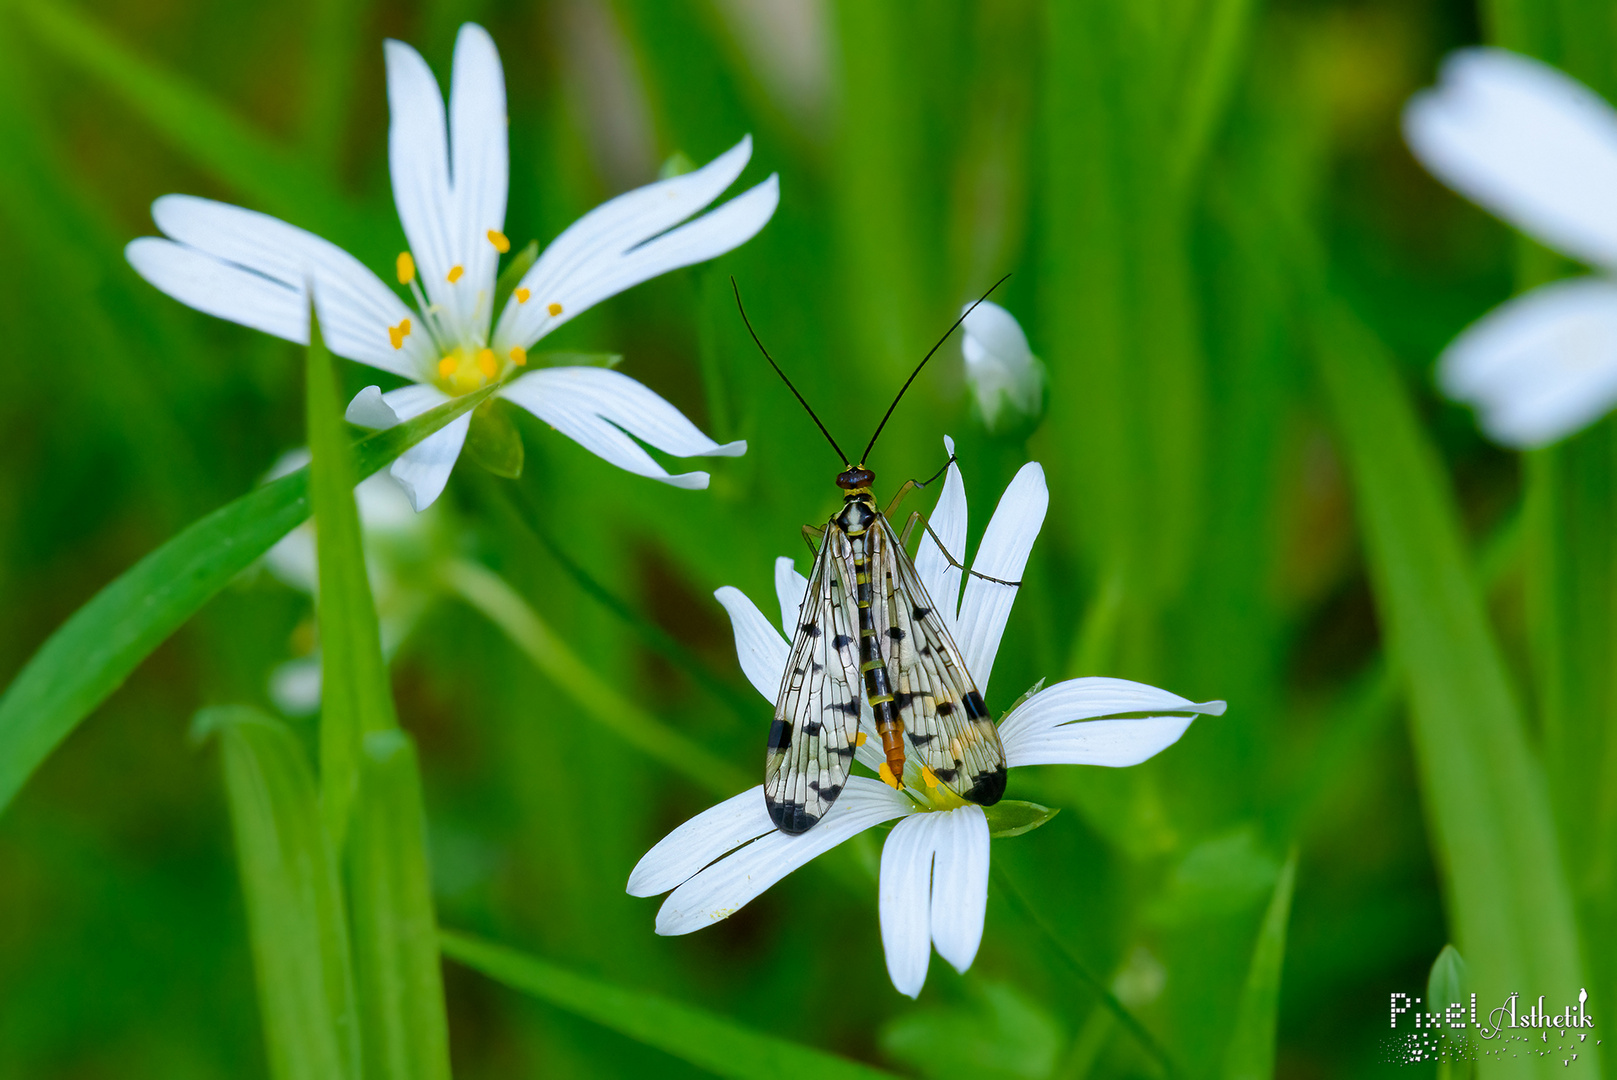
[928,806,990,974]
[962,302,1043,429]
[500,367,745,489]
[447,23,508,302]
[998,677,1224,768]
[378,384,464,511]
[914,435,967,636]
[269,656,324,716]
[346,385,402,429]
[655,778,913,935]
[714,586,789,701]
[880,813,940,998]
[1438,276,1617,447]
[136,196,428,378]
[265,528,318,594]
[955,462,1047,696]
[962,301,1033,369]
[1404,47,1617,271]
[626,785,774,897]
[775,556,810,640]
[492,136,778,349]
[385,37,455,303]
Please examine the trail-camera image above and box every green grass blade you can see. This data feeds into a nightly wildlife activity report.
[306,313,398,841]
[439,931,896,1080]
[1311,300,1595,1076]
[348,731,453,1080]
[443,558,749,798]
[1220,847,1297,1080]
[201,706,361,1080]
[16,0,370,247]
[0,385,493,818]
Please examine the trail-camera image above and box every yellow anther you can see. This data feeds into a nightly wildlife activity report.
[515,287,531,304]
[438,357,457,378]
[510,345,528,367]
[396,252,416,284]
[878,762,899,789]
[546,301,564,317]
[487,229,510,253]
[387,318,412,350]
[854,731,868,747]
[447,265,465,284]
[921,765,939,789]
[476,348,497,378]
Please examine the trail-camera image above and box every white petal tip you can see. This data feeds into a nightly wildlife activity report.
[346,385,403,429]
[662,471,712,490]
[1200,700,1228,716]
[943,434,956,456]
[710,439,748,458]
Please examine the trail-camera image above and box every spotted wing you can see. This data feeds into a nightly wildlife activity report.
[872,514,1007,805]
[764,524,865,835]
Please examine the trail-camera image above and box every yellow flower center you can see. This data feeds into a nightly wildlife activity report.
[434,346,504,395]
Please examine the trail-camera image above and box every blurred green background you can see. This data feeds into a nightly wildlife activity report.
[0,0,1609,1076]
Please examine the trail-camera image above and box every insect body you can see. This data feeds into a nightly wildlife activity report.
[765,464,1007,834]
[734,275,1015,835]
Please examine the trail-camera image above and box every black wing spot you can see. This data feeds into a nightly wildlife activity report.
[912,606,932,621]
[809,782,843,801]
[935,701,955,717]
[830,744,856,759]
[833,634,854,650]
[800,621,823,638]
[767,797,819,834]
[909,732,936,746]
[767,718,792,750]
[887,626,906,640]
[832,699,861,716]
[811,662,824,674]
[893,691,918,711]
[962,691,989,720]
[803,720,823,737]
[933,767,959,783]
[966,765,1008,806]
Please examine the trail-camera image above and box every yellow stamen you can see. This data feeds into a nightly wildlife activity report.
[546,301,563,317]
[487,229,510,253]
[396,252,416,284]
[510,345,528,367]
[388,318,412,350]
[878,762,899,789]
[438,357,457,378]
[515,287,531,304]
[447,265,465,284]
[921,765,939,789]
[854,731,868,747]
[476,348,497,378]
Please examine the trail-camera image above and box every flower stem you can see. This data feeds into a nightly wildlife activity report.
[991,864,1178,1079]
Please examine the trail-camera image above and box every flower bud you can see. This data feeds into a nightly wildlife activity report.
[961,300,1044,433]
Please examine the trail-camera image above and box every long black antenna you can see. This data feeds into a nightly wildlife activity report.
[859,273,1011,466]
[731,278,850,466]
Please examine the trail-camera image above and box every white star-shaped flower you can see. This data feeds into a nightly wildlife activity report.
[1406,48,1617,448]
[127,24,778,509]
[627,440,1224,997]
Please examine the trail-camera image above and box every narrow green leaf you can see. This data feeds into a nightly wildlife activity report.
[983,800,1059,839]
[439,931,896,1080]
[348,731,453,1080]
[1220,847,1297,1080]
[1311,300,1596,1076]
[16,0,369,248]
[443,558,748,797]
[0,384,493,818]
[307,313,398,841]
[532,351,624,370]
[201,706,361,1080]
[1427,944,1469,1011]
[463,399,525,479]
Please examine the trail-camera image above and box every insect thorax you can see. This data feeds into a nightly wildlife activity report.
[834,491,877,537]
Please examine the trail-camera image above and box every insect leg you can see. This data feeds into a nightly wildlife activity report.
[801,523,825,557]
[900,511,1022,587]
[882,454,957,519]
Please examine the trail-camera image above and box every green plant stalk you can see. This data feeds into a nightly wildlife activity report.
[440,930,897,1080]
[444,557,749,798]
[1311,298,1595,1077]
[204,706,362,1080]
[307,312,399,843]
[347,732,453,1080]
[0,384,494,819]
[1220,848,1298,1080]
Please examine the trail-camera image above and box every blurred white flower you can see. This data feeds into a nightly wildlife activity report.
[262,449,437,714]
[961,301,1044,432]
[128,24,778,509]
[1405,48,1617,447]
[627,440,1223,997]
